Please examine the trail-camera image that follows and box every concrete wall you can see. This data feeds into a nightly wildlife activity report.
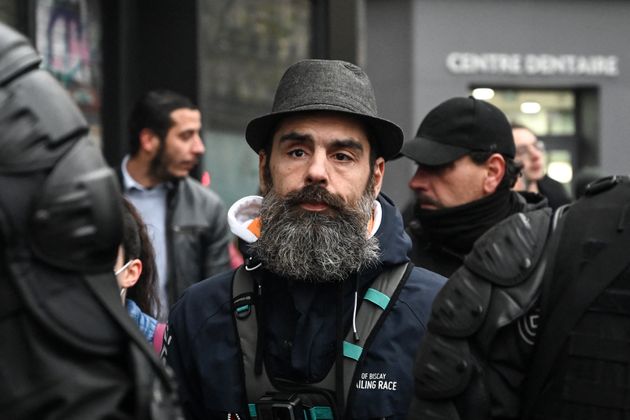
[367,0,630,208]
[366,0,415,208]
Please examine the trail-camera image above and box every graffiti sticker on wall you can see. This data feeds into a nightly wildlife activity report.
[36,0,102,143]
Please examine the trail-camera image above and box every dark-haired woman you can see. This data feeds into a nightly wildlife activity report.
[114,198,165,353]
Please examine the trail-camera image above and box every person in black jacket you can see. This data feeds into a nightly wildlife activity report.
[120,90,232,320]
[512,123,572,210]
[401,97,554,420]
[0,22,181,420]
[402,97,547,278]
[522,175,630,420]
[164,59,445,420]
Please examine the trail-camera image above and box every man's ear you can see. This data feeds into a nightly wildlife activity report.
[139,128,160,154]
[120,259,142,289]
[371,157,385,196]
[483,153,506,194]
[258,150,269,195]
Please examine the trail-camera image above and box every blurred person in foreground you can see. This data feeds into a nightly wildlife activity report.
[520,174,630,420]
[512,123,571,210]
[572,165,603,199]
[401,97,553,419]
[0,22,180,419]
[120,89,232,320]
[164,59,445,419]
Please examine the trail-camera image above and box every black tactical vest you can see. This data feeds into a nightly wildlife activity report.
[524,176,630,420]
[410,206,553,420]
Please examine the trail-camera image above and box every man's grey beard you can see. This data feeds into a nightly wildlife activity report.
[250,184,380,283]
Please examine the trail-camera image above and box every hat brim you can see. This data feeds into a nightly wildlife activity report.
[400,136,471,166]
[245,107,404,161]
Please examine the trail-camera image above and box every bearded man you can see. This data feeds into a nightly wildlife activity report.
[119,90,231,320]
[164,59,445,420]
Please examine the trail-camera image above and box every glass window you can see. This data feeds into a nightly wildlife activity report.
[471,87,580,189]
[471,88,576,136]
[0,0,19,28]
[546,149,573,184]
[199,0,312,206]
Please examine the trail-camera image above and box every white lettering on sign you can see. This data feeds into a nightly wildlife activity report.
[446,52,522,75]
[356,372,398,391]
[446,52,619,77]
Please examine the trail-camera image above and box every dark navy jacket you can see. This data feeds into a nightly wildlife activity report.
[165,194,445,419]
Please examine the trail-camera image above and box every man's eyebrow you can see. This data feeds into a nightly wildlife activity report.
[331,139,364,153]
[278,133,364,153]
[279,131,313,144]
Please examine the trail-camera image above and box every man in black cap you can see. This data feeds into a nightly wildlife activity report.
[401,96,549,277]
[164,59,445,420]
[401,97,553,419]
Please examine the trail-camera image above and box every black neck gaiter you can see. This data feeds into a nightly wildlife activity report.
[416,189,523,256]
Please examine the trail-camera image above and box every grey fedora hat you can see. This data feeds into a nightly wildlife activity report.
[245,59,403,161]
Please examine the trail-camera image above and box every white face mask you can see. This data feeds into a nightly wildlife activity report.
[115,260,133,304]
[114,260,133,277]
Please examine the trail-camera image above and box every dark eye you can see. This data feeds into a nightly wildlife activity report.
[180,131,195,141]
[334,153,352,161]
[289,149,305,158]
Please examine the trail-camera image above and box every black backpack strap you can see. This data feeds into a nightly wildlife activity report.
[232,265,277,417]
[337,262,413,413]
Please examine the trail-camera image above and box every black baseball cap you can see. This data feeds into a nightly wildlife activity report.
[400,96,514,166]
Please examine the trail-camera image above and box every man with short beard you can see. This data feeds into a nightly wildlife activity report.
[119,90,231,320]
[164,59,445,420]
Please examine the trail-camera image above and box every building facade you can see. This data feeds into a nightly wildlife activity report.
[367,0,630,207]
[3,0,628,209]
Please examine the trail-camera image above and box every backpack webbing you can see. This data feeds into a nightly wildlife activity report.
[232,262,411,418]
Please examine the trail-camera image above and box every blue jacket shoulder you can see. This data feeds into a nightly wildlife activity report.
[169,270,234,339]
[399,266,446,327]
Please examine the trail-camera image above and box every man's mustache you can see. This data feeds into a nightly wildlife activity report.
[415,192,443,209]
[285,184,346,212]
